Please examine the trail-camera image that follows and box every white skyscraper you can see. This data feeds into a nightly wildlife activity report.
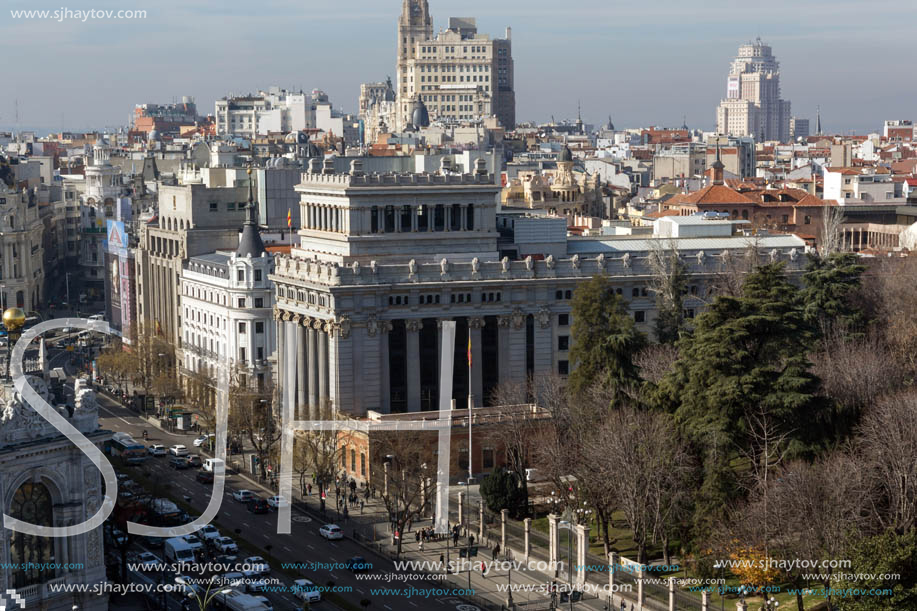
[716,38,791,143]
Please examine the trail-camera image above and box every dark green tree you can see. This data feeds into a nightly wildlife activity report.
[568,275,646,402]
[835,529,917,611]
[802,252,867,335]
[655,263,826,535]
[479,467,527,519]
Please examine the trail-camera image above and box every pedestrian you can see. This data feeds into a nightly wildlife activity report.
[620,600,626,611]
[469,534,475,547]
[492,543,500,562]
[481,561,487,578]
[419,539,424,552]
[453,532,459,547]
[307,483,312,496]
[360,500,364,514]
[439,553,445,568]
[415,531,421,544]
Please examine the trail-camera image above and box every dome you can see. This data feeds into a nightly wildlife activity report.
[412,99,430,129]
[558,144,573,162]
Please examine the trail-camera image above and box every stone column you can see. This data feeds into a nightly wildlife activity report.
[411,207,418,232]
[406,319,422,412]
[318,322,329,410]
[636,564,645,610]
[497,315,510,387]
[427,207,434,232]
[460,204,467,230]
[468,317,484,406]
[547,514,559,573]
[381,322,391,413]
[575,523,587,586]
[523,518,531,561]
[668,576,676,611]
[478,500,484,541]
[308,324,319,417]
[458,491,465,525]
[702,591,710,611]
[275,309,285,405]
[295,317,307,420]
[500,509,508,550]
[284,315,297,429]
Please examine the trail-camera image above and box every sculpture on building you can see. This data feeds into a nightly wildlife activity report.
[596,253,606,270]
[501,256,511,273]
[545,254,556,270]
[622,252,631,268]
[440,258,450,275]
[571,254,581,269]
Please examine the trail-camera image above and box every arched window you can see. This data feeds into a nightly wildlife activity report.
[742,210,749,220]
[9,481,55,588]
[16,290,24,308]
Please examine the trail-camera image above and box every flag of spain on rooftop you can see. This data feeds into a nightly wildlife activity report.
[287,208,292,228]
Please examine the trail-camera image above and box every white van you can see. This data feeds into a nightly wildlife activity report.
[164,536,197,564]
[203,458,224,473]
[214,589,271,611]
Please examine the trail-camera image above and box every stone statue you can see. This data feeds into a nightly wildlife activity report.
[367,315,380,337]
[408,259,417,275]
[789,248,799,262]
[545,254,556,269]
[337,315,352,339]
[511,307,526,330]
[536,307,551,329]
[622,252,631,268]
[352,261,361,276]
[471,257,481,273]
[571,254,581,269]
[596,253,606,270]
[501,256,511,273]
[370,260,379,275]
[696,251,705,265]
[440,257,450,274]
[769,248,779,262]
[524,256,534,271]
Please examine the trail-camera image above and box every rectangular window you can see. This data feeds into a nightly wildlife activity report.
[558,314,570,326]
[238,322,247,334]
[237,297,245,308]
[361,454,366,476]
[634,311,646,323]
[257,347,264,360]
[255,321,264,334]
[237,269,244,281]
[558,336,569,351]
[558,360,569,375]
[209,202,218,211]
[254,270,262,282]
[227,202,235,211]
[255,297,264,308]
[239,347,246,362]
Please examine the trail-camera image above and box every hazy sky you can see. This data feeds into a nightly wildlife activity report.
[2,0,915,134]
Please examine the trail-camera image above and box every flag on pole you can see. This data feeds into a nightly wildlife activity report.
[467,334,472,368]
[287,208,292,228]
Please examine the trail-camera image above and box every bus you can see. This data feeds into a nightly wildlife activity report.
[105,433,148,465]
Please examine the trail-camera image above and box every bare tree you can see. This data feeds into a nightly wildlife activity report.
[856,391,917,533]
[183,367,217,434]
[298,403,352,500]
[634,344,679,385]
[228,367,280,481]
[819,204,845,257]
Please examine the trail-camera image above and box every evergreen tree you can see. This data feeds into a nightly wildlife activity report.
[479,467,527,519]
[568,275,647,402]
[655,263,826,533]
[802,252,867,335]
[835,529,917,611]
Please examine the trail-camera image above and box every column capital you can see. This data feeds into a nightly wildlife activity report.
[511,307,526,330]
[536,306,552,329]
[468,316,485,330]
[336,314,352,339]
[292,314,303,325]
[272,306,282,321]
[281,310,293,322]
[311,318,324,331]
[405,318,423,333]
[497,315,512,329]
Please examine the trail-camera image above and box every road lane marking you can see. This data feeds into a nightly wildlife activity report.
[409,602,418,607]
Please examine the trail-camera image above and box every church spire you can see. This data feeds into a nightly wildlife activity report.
[815,105,822,136]
[236,165,266,258]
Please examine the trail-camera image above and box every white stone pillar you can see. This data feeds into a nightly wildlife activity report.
[575,523,587,586]
[478,500,484,541]
[548,514,559,573]
[469,317,484,406]
[296,317,307,420]
[308,324,319,417]
[524,517,531,561]
[500,509,508,550]
[406,319,422,412]
[497,315,510,387]
[276,311,285,405]
[668,576,676,611]
[702,591,710,611]
[381,325,391,413]
[458,491,465,525]
[284,317,297,429]
[318,324,329,409]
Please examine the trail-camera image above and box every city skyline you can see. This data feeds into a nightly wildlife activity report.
[3,0,915,134]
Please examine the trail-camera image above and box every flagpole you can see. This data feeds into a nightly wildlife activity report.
[468,333,473,484]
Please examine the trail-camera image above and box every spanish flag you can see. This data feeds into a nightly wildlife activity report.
[287,208,292,228]
[467,334,472,368]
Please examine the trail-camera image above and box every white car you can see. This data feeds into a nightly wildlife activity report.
[293,578,322,603]
[319,524,343,540]
[232,489,254,503]
[147,444,167,457]
[192,434,214,447]
[266,495,289,509]
[181,534,205,553]
[242,556,270,577]
[214,536,238,554]
[169,445,188,456]
[218,571,244,588]
[199,524,221,543]
[135,551,160,569]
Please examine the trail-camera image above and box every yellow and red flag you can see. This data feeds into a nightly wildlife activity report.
[287,208,292,228]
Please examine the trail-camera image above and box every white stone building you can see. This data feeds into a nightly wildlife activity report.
[716,38,791,142]
[270,159,807,417]
[180,177,276,391]
[397,1,514,129]
[0,184,44,311]
[0,376,108,610]
[215,88,314,138]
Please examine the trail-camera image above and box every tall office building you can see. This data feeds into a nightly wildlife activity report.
[716,38,791,143]
[396,0,515,129]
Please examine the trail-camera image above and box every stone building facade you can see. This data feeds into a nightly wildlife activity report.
[0,184,44,311]
[271,160,807,417]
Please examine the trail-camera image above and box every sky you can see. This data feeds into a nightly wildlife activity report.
[2,0,915,135]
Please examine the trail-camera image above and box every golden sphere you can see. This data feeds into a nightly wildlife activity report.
[2,307,26,330]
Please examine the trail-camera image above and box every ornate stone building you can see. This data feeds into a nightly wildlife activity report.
[271,158,807,416]
[0,377,108,610]
[500,145,604,219]
[0,184,45,311]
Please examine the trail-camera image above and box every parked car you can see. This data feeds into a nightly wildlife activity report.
[147,444,167,457]
[266,495,289,510]
[247,498,269,514]
[169,445,189,456]
[192,434,214,447]
[242,556,270,577]
[231,490,254,503]
[214,536,239,554]
[181,534,205,554]
[292,578,322,603]
[346,556,370,573]
[169,455,189,470]
[186,455,202,468]
[196,470,214,484]
[319,524,343,540]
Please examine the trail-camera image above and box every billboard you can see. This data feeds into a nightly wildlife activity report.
[727,76,740,99]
